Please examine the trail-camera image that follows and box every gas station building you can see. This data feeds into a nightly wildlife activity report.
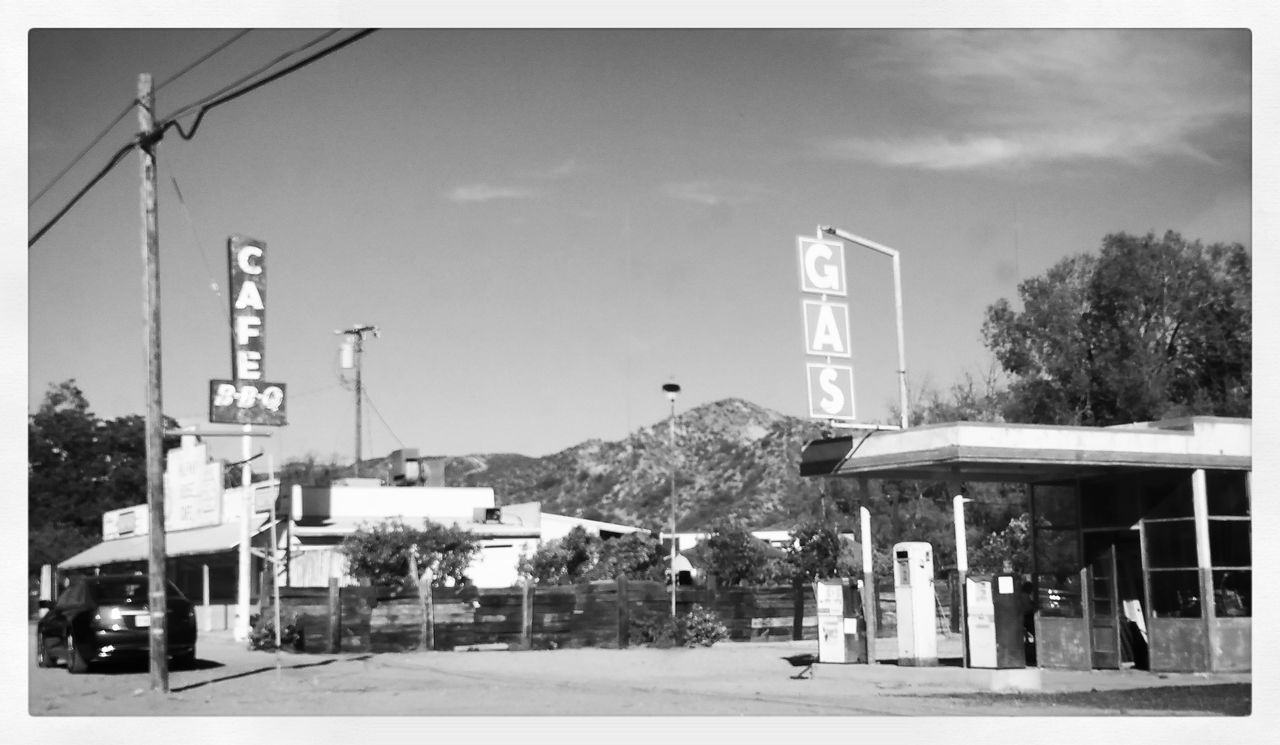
[800,415,1251,673]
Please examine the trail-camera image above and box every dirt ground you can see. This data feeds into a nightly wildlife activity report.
[22,623,1253,736]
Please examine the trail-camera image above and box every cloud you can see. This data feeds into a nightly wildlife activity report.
[662,180,774,206]
[820,30,1249,172]
[447,184,537,203]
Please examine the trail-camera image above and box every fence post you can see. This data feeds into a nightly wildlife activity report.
[327,577,340,653]
[616,574,630,649]
[522,578,534,650]
[792,577,805,641]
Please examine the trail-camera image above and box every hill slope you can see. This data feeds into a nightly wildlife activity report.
[436,398,832,531]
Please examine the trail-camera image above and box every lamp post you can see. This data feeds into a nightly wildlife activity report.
[662,381,681,618]
[818,225,909,430]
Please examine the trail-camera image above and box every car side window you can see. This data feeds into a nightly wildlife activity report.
[54,582,83,609]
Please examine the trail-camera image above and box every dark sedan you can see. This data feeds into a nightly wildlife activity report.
[36,574,197,673]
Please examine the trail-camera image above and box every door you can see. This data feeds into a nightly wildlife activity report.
[1087,545,1122,669]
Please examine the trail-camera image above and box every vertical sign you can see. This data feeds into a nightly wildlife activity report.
[798,236,855,420]
[228,235,267,382]
[210,234,288,425]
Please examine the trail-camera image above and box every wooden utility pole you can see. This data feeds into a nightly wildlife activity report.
[337,324,378,476]
[138,72,169,693]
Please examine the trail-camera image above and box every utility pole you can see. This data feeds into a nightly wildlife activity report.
[336,324,379,476]
[138,72,169,693]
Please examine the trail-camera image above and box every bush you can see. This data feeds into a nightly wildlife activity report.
[629,605,729,648]
[248,612,303,652]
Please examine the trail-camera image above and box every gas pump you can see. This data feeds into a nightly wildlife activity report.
[965,573,1027,669]
[814,578,866,664]
[893,542,938,666]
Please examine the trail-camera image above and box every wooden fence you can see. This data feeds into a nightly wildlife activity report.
[266,577,824,653]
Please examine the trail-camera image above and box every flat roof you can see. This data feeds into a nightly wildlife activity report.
[801,416,1251,482]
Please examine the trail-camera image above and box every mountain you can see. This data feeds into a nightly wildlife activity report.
[436,398,833,531]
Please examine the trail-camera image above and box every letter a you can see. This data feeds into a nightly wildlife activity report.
[812,304,846,354]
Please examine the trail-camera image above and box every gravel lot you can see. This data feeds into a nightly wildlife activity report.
[23,623,1252,728]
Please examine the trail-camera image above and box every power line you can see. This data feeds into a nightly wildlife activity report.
[161,29,343,126]
[29,29,252,208]
[165,29,374,141]
[362,386,405,450]
[155,29,253,92]
[28,29,378,248]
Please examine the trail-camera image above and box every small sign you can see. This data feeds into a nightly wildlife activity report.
[797,236,847,296]
[163,442,224,531]
[806,362,856,420]
[802,299,852,358]
[209,379,288,426]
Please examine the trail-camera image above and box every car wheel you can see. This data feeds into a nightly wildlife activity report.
[66,635,89,674]
[35,636,53,668]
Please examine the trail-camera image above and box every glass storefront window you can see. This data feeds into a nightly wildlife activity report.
[1034,528,1079,575]
[1033,483,1077,529]
[1208,519,1251,568]
[1080,477,1142,529]
[1035,573,1082,618]
[1143,519,1198,569]
[1147,570,1202,618]
[1207,471,1250,517]
[1213,569,1250,617]
[1141,473,1193,519]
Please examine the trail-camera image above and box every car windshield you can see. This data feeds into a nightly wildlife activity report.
[90,579,187,604]
[92,580,148,604]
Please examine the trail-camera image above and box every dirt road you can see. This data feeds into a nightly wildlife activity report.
[26,624,1249,719]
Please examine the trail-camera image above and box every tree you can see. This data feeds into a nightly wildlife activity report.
[787,520,858,581]
[28,380,179,577]
[338,518,480,589]
[968,512,1032,576]
[699,521,777,586]
[588,530,666,582]
[520,527,665,584]
[983,231,1250,425]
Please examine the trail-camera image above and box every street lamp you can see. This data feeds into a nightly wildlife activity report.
[819,225,909,430]
[662,381,681,618]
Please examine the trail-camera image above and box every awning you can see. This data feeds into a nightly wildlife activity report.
[800,417,1251,483]
[59,522,250,570]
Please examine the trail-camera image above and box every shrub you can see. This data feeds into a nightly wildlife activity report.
[629,605,729,648]
[248,612,303,652]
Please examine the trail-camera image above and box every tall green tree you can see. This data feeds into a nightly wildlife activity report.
[982,231,1250,425]
[699,521,778,586]
[338,518,479,588]
[28,380,179,576]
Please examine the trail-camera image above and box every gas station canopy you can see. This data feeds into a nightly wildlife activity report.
[800,417,1251,483]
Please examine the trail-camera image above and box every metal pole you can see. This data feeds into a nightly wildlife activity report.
[138,72,169,693]
[953,494,970,668]
[662,382,681,618]
[669,396,677,619]
[235,425,252,641]
[890,253,908,430]
[819,225,909,430]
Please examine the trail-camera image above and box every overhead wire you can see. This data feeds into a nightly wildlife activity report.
[28,29,252,208]
[362,386,406,450]
[28,28,378,248]
[164,29,374,142]
[160,29,344,128]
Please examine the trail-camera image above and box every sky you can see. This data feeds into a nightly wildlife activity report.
[13,12,1265,473]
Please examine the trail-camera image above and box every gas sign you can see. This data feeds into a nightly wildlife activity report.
[798,234,856,421]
